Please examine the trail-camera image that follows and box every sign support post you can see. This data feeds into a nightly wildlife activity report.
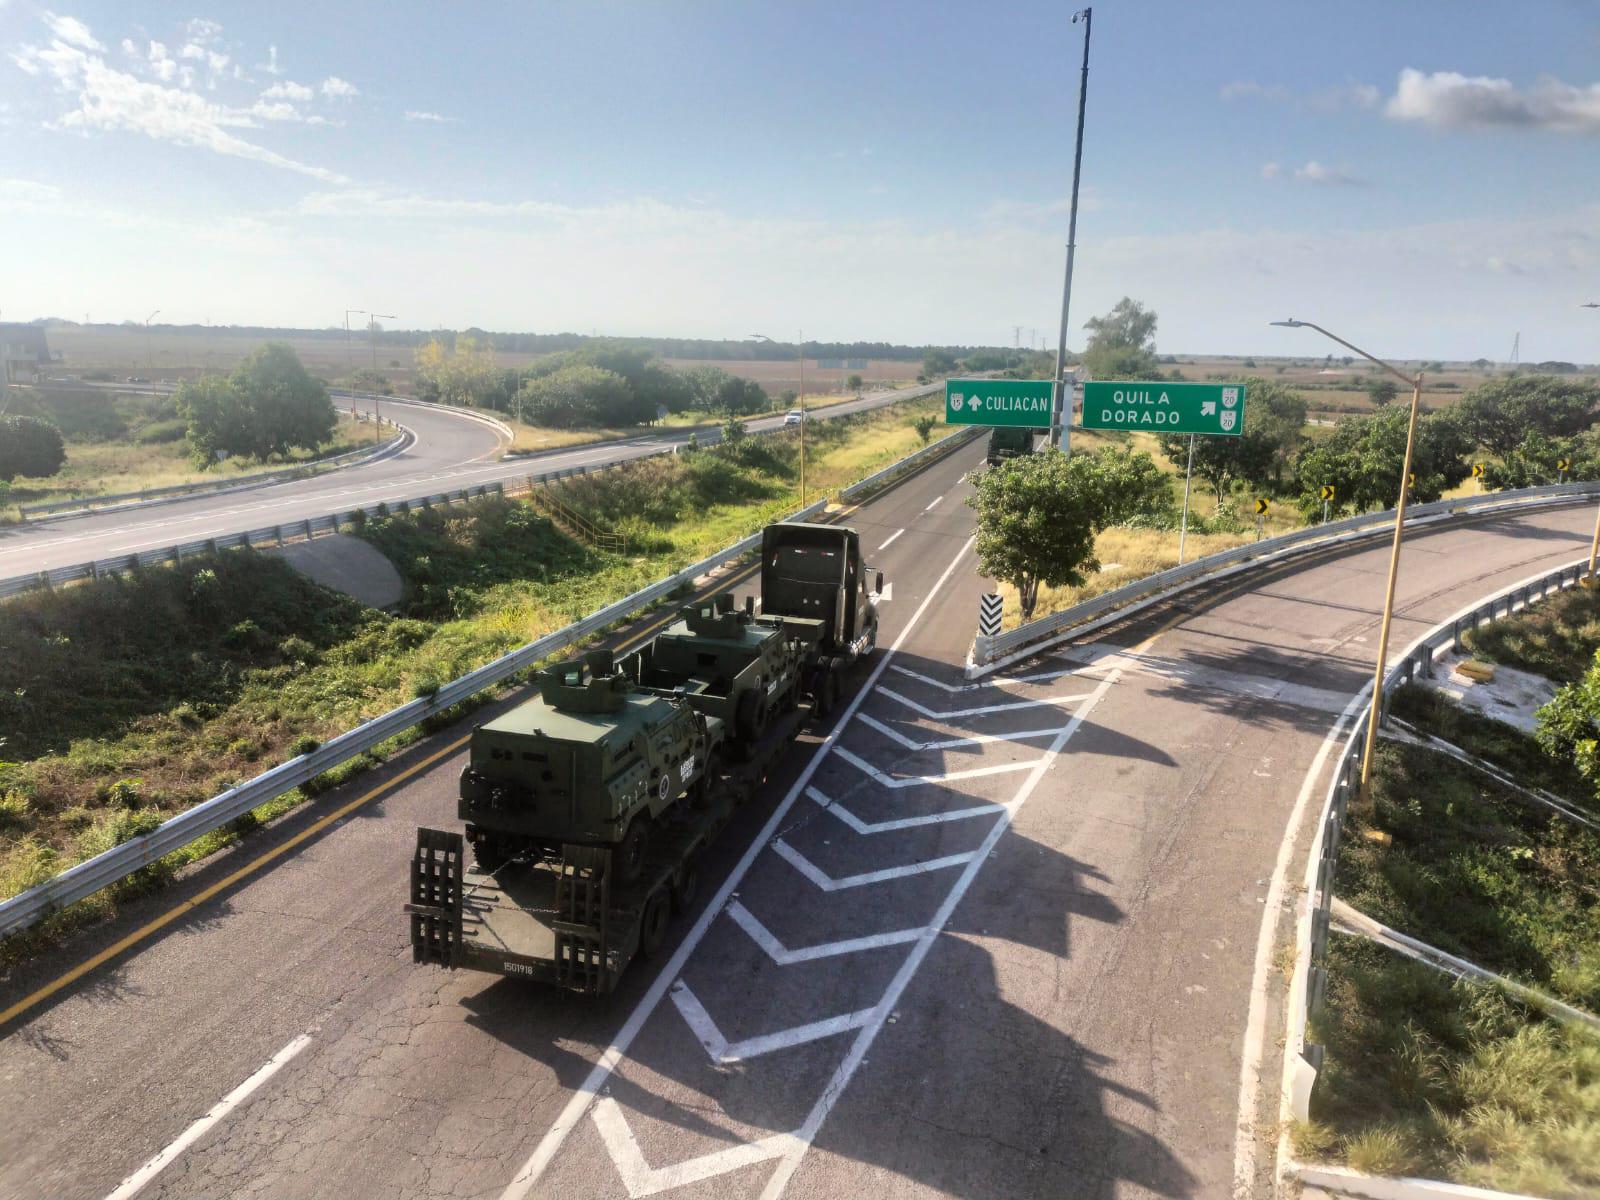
[1051,7,1093,452]
[1177,433,1196,564]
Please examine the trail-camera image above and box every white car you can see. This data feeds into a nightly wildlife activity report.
[783,409,805,426]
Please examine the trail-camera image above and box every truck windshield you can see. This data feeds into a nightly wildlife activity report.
[769,544,841,583]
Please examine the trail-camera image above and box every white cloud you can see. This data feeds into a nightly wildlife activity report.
[43,12,102,52]
[1268,160,1367,186]
[1260,162,1280,180]
[13,17,348,182]
[258,44,281,76]
[262,80,313,102]
[178,42,205,61]
[1223,78,1380,113]
[320,76,358,98]
[404,109,458,123]
[0,177,64,204]
[185,18,223,43]
[1386,67,1600,133]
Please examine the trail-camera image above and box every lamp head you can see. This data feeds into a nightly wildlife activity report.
[1582,303,1600,309]
[1269,319,1304,328]
[1072,7,1090,22]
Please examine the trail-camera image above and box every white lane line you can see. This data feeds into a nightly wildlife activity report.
[756,658,1126,1200]
[876,528,905,551]
[807,785,1004,834]
[876,686,1095,719]
[832,745,1043,788]
[725,900,925,964]
[669,982,876,1063]
[922,493,944,513]
[772,839,975,891]
[591,1099,800,1199]
[855,711,1067,752]
[103,1033,312,1200]
[499,533,976,1200]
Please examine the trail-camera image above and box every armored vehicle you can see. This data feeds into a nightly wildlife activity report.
[986,425,1040,466]
[458,650,718,881]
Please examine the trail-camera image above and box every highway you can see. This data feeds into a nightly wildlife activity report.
[2,437,1596,1200]
[0,382,935,582]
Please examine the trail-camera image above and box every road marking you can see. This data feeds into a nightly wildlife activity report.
[499,534,978,1200]
[772,839,975,891]
[102,1033,312,1200]
[591,1099,800,1199]
[855,711,1066,751]
[922,493,944,513]
[875,686,1094,720]
[888,662,1091,693]
[832,745,1043,788]
[725,900,925,964]
[669,982,876,1063]
[806,785,1004,834]
[876,528,904,551]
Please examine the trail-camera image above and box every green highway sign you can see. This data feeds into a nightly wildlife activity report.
[944,378,1053,428]
[1081,380,1246,436]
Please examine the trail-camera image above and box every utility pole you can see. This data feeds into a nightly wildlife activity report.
[368,313,396,443]
[344,309,366,376]
[1051,7,1093,452]
[1582,305,1599,585]
[144,309,160,371]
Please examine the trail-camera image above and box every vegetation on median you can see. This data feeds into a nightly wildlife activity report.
[0,394,954,957]
[1463,585,1600,685]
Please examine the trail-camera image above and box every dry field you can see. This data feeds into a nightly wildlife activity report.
[663,356,918,396]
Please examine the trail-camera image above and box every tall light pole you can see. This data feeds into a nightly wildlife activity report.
[1051,6,1093,452]
[344,309,366,376]
[367,313,396,444]
[144,309,160,371]
[750,332,806,505]
[1581,305,1600,584]
[1273,319,1422,802]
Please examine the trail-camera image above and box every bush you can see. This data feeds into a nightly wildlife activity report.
[0,415,67,481]
[133,418,188,445]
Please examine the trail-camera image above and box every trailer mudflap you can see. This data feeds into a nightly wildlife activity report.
[554,844,613,993]
[409,827,464,966]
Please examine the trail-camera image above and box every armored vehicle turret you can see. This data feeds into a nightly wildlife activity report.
[458,650,719,881]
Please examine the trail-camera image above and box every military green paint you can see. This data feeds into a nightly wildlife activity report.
[943,378,1053,428]
[1081,380,1246,436]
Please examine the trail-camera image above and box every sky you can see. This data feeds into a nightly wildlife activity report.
[0,0,1598,361]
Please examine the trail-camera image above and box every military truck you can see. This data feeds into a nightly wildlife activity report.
[985,425,1041,466]
[408,519,885,996]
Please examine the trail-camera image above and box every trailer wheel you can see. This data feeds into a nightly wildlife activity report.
[639,889,670,959]
[735,688,765,743]
[616,814,651,885]
[672,859,700,914]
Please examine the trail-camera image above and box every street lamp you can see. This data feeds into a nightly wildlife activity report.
[367,313,396,444]
[1581,305,1600,584]
[750,332,807,506]
[144,309,160,371]
[1272,318,1423,802]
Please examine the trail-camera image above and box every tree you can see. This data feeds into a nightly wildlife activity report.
[912,414,937,444]
[847,373,864,394]
[1453,375,1599,456]
[413,336,501,408]
[711,376,768,416]
[516,365,640,428]
[1366,379,1398,407]
[969,447,1172,620]
[177,344,335,465]
[0,415,66,481]
[1157,378,1306,498]
[922,350,958,378]
[1082,297,1160,381]
[1291,406,1473,516]
[1481,429,1600,491]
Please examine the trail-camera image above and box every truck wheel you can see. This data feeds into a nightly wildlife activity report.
[689,751,719,809]
[735,688,766,744]
[616,815,651,885]
[472,832,508,873]
[813,670,839,721]
[672,859,700,914]
[639,889,670,959]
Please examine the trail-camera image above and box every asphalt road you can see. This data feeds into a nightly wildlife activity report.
[0,382,936,581]
[2,442,1595,1200]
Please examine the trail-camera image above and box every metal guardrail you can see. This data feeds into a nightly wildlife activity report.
[0,421,980,938]
[18,422,408,519]
[1288,557,1589,1113]
[970,480,1600,672]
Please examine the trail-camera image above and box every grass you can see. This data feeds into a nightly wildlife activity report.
[0,392,950,961]
[0,412,369,521]
[1305,937,1600,1198]
[1463,585,1600,685]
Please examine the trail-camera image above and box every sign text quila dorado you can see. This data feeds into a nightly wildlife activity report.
[1080,380,1246,437]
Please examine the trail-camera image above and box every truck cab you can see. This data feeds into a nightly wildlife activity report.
[759,523,883,704]
[986,426,1041,466]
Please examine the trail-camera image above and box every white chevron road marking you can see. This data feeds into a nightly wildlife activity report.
[887,663,1087,694]
[725,900,925,964]
[669,981,877,1063]
[832,745,1042,788]
[806,785,1006,834]
[772,839,975,891]
[591,1098,801,1199]
[875,685,1094,719]
[855,711,1066,751]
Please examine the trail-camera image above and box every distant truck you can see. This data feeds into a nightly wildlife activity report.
[986,426,1044,466]
[409,520,885,995]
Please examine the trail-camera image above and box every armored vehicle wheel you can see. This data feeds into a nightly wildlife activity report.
[639,889,670,959]
[672,859,700,914]
[471,832,509,873]
[616,814,651,885]
[734,688,767,743]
